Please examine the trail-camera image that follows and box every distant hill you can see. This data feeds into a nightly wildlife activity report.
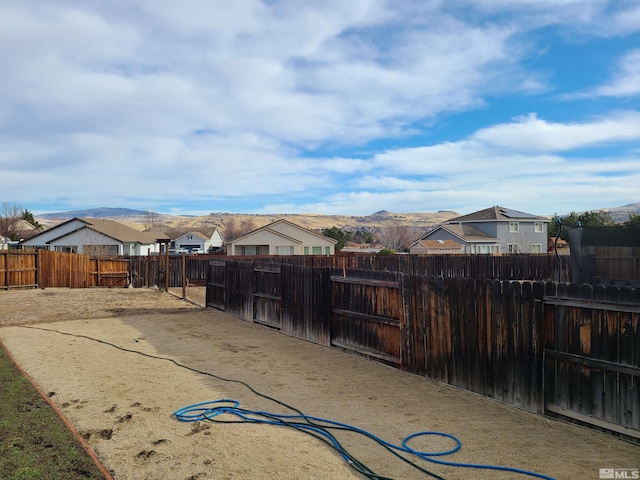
[35,208,459,234]
[599,202,640,223]
[34,202,639,234]
[37,207,150,220]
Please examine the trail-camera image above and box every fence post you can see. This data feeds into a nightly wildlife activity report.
[182,253,186,299]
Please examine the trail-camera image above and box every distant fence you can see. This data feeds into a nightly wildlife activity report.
[205,260,640,443]
[129,253,571,288]
[0,251,129,289]
[585,246,640,286]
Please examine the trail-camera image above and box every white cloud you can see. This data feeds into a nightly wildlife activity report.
[1,1,639,217]
[585,49,640,97]
[470,112,640,151]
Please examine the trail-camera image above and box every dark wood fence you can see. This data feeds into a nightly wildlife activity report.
[130,253,570,290]
[1,250,129,289]
[206,259,640,443]
[589,246,640,286]
[543,283,640,439]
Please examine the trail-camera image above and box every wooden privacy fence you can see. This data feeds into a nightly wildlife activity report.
[206,260,640,443]
[1,250,129,289]
[129,253,571,288]
[543,283,640,440]
[0,251,37,289]
[589,246,640,286]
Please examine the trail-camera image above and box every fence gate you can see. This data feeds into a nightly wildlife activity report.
[330,275,401,365]
[543,294,640,441]
[253,265,282,329]
[206,261,227,310]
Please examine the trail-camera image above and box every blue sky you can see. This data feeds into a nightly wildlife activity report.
[1,0,639,218]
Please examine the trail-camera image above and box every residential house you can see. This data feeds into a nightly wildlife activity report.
[20,218,168,255]
[227,219,337,256]
[416,206,549,254]
[408,239,464,255]
[172,229,224,253]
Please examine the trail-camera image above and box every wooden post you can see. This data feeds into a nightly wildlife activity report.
[146,249,150,287]
[35,250,40,288]
[182,252,186,299]
[165,245,169,292]
[96,258,101,287]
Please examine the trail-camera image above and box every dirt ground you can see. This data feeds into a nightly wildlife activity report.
[0,287,637,480]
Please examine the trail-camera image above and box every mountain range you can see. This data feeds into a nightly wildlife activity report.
[35,203,640,234]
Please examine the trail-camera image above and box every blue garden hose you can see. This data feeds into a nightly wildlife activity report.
[174,399,556,480]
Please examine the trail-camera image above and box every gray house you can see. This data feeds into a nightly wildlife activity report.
[418,206,549,254]
[20,218,168,255]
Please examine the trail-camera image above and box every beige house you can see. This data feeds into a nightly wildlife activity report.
[227,219,337,256]
[409,239,464,254]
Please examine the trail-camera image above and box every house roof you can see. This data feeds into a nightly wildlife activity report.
[447,206,547,223]
[230,218,337,244]
[175,231,210,242]
[416,239,463,249]
[78,218,167,243]
[425,224,498,244]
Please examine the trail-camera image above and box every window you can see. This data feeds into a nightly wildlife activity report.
[304,246,309,255]
[534,222,543,233]
[55,245,77,253]
[509,222,519,233]
[508,244,519,253]
[312,246,322,255]
[475,245,499,254]
[531,244,543,254]
[276,245,293,255]
[324,246,330,255]
[240,245,257,255]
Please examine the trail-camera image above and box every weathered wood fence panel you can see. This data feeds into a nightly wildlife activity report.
[205,259,639,442]
[400,276,544,412]
[280,265,332,344]
[589,246,640,285]
[179,253,570,281]
[225,260,253,320]
[206,261,227,310]
[329,269,402,365]
[253,265,282,329]
[543,283,640,440]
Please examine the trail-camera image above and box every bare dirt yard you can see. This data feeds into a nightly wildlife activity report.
[0,287,637,480]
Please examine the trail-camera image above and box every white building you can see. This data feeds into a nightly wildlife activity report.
[173,229,224,253]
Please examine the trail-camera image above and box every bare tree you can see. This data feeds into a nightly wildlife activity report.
[0,202,22,240]
[222,218,239,241]
[239,219,256,237]
[375,225,426,252]
[222,217,258,242]
[143,207,160,230]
